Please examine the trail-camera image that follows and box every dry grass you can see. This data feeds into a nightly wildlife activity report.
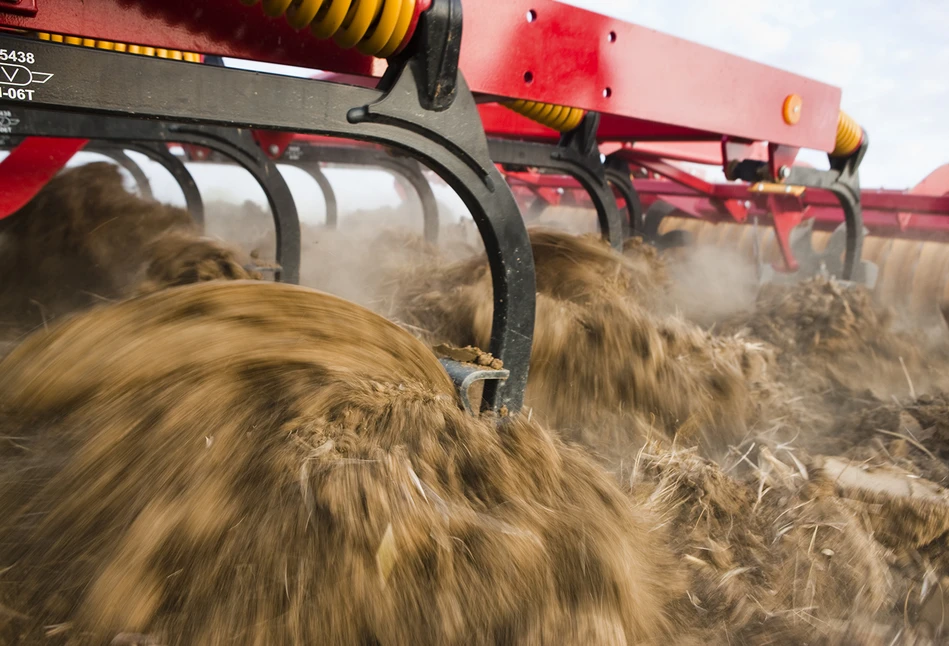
[3,164,949,643]
[384,228,792,462]
[0,281,683,645]
[0,163,258,348]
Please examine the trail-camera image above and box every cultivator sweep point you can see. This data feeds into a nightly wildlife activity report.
[757,220,879,289]
[0,0,946,411]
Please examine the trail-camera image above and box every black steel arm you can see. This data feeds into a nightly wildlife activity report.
[0,31,535,414]
[489,113,625,250]
[728,137,870,282]
[85,145,154,200]
[123,142,205,227]
[603,153,644,238]
[295,161,339,230]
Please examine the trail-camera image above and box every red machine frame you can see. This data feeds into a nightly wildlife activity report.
[0,0,945,414]
[0,0,945,267]
[0,0,841,149]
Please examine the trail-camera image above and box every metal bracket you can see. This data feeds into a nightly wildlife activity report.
[787,136,868,282]
[603,153,644,238]
[730,135,869,282]
[391,0,463,111]
[489,112,625,250]
[0,31,535,414]
[438,358,510,415]
[0,0,37,17]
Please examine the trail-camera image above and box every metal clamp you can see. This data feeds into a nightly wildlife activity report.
[729,135,870,283]
[439,358,510,415]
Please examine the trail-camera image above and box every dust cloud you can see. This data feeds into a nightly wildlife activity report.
[4,163,949,643]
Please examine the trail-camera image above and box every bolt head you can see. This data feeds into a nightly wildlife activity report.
[779,165,791,180]
[269,144,280,155]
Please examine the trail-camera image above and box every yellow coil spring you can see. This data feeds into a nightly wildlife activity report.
[832,110,863,157]
[238,0,416,58]
[502,99,587,133]
[38,32,201,62]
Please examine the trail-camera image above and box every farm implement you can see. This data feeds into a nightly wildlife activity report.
[0,0,945,411]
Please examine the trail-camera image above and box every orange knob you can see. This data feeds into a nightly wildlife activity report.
[782,94,803,125]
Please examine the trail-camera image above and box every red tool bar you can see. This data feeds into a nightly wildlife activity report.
[617,141,769,166]
[648,194,949,240]
[462,0,841,151]
[633,179,949,217]
[476,102,723,143]
[504,166,949,219]
[631,159,719,195]
[0,0,842,151]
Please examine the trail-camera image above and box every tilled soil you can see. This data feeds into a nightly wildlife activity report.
[3,164,949,644]
[380,225,949,643]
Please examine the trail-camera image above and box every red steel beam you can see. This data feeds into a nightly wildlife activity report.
[0,0,843,150]
[476,102,735,145]
[616,142,732,167]
[633,178,949,217]
[502,163,949,239]
[461,0,841,151]
[628,158,718,195]
[640,193,949,240]
[503,167,949,220]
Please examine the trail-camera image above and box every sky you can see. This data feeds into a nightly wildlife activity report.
[60,0,949,223]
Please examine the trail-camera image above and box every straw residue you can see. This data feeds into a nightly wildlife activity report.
[0,162,258,345]
[0,281,682,645]
[387,228,780,459]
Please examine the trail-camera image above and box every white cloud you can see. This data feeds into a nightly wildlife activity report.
[919,79,948,96]
[893,49,915,62]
